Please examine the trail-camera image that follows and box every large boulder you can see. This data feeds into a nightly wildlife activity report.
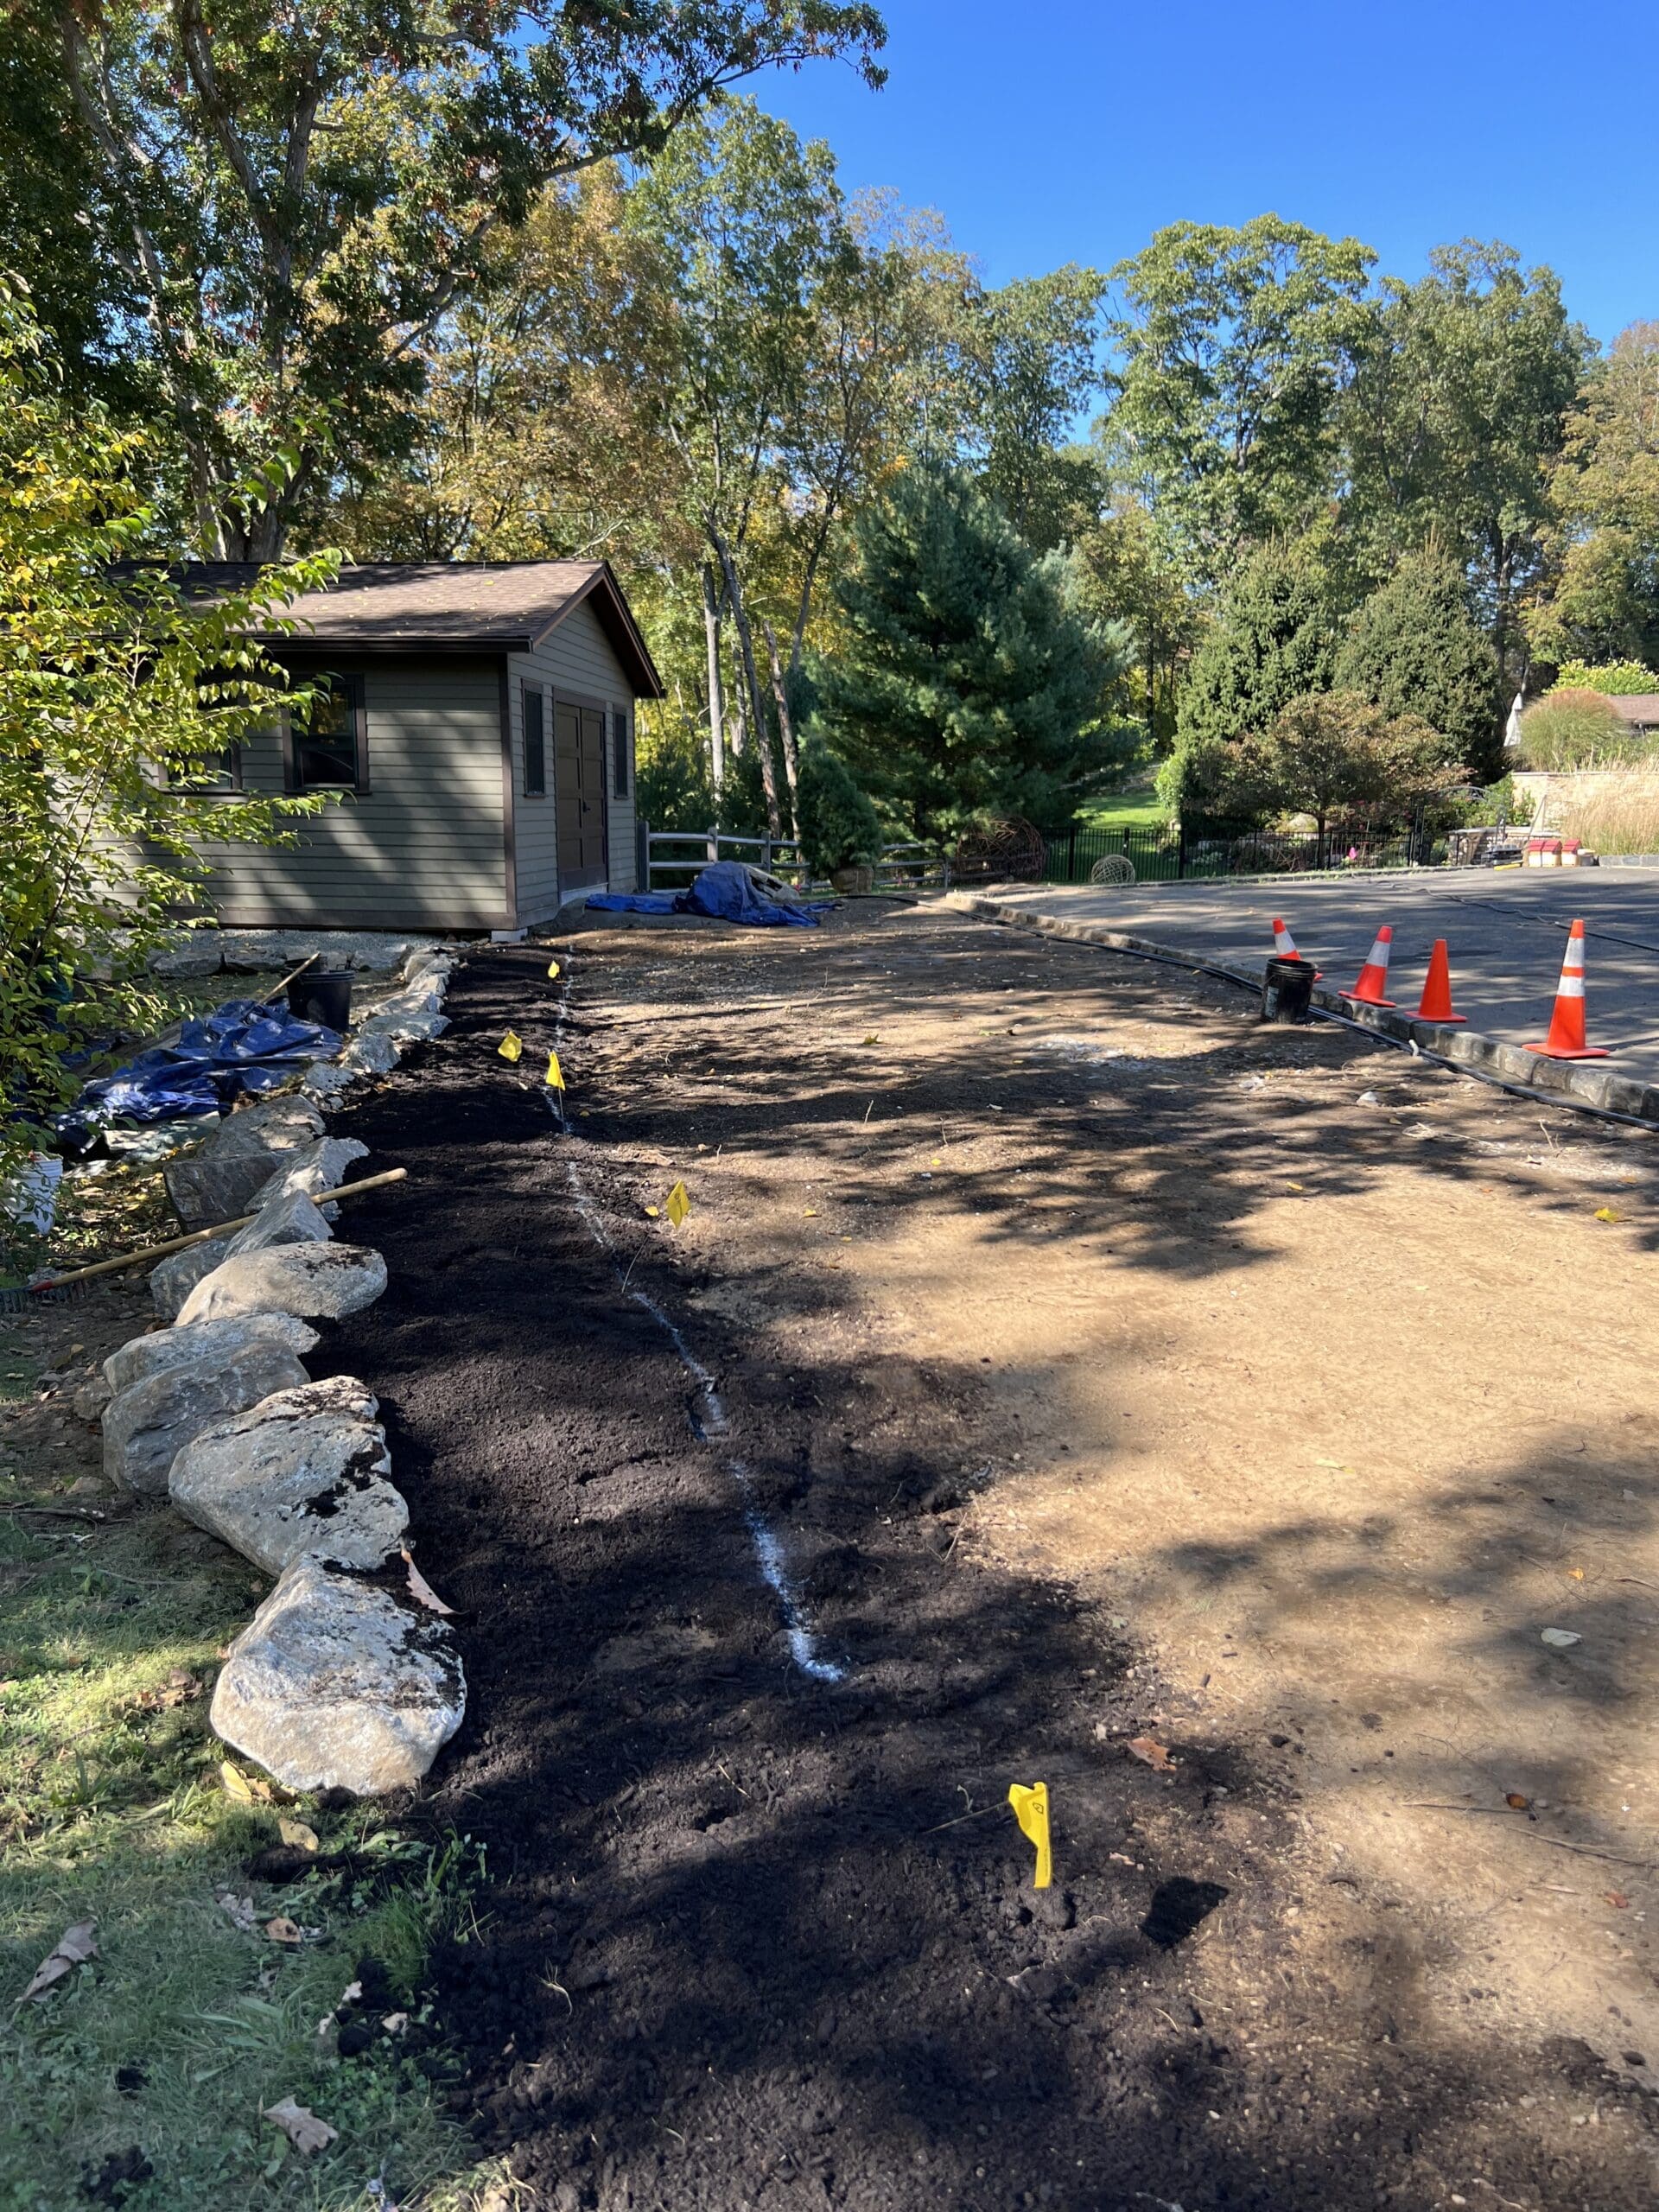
[104,1313,319,1395]
[149,1236,233,1319]
[339,1027,401,1078]
[169,1375,407,1575]
[226,1190,332,1258]
[164,1095,327,1230]
[302,1063,356,1103]
[149,938,222,979]
[149,1190,332,1319]
[102,1342,311,1497]
[213,930,289,973]
[246,1135,368,1215]
[176,1243,388,1325]
[211,1555,465,1795]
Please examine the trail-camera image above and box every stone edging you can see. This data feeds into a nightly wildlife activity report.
[944,892,1659,1128]
[97,939,469,1796]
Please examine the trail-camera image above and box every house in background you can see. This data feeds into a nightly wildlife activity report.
[181,561,664,933]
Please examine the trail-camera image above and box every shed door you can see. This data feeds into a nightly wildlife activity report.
[555,700,609,889]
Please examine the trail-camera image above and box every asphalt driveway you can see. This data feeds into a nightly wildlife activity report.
[980,864,1659,1084]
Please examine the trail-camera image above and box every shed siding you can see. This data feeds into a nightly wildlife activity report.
[507,596,639,924]
[195,659,508,928]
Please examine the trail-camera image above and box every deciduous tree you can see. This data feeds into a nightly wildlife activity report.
[0,282,334,1185]
[3,0,885,557]
[1106,216,1374,575]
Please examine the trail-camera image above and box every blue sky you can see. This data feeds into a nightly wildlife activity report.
[760,0,1657,350]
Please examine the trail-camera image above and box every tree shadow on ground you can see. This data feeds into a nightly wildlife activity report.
[312,940,1659,2212]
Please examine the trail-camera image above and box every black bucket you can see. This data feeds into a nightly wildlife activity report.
[1261,955,1315,1025]
[288,968,353,1032]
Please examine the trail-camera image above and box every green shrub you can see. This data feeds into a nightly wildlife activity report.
[1518,689,1641,769]
[1552,660,1659,696]
[797,740,883,874]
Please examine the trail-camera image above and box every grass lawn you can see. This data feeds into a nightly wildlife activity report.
[0,1324,503,2212]
[1077,762,1167,832]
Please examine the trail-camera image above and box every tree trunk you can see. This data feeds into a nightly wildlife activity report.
[1146,639,1156,750]
[710,524,781,839]
[701,563,727,795]
[762,619,802,844]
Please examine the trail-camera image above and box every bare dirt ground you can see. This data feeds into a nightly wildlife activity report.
[322,899,1659,2210]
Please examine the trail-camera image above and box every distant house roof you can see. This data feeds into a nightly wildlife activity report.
[175,559,664,697]
[1605,693,1659,726]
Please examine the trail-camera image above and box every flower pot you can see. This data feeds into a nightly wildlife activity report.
[830,863,875,896]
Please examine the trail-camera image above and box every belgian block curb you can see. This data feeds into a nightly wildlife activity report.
[944,891,1659,1128]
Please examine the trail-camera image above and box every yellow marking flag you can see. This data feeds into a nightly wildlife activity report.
[498,1029,524,1064]
[1007,1781,1052,1889]
[665,1179,691,1229]
[547,959,561,980]
[545,1050,564,1090]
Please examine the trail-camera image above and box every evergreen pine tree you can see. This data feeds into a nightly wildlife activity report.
[1162,538,1339,823]
[815,464,1125,839]
[1336,548,1502,781]
[797,738,883,874]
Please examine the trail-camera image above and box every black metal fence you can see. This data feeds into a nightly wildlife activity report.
[1043,821,1431,886]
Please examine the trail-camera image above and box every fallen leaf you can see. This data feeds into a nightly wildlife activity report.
[644,1205,660,1219]
[219,1759,256,1802]
[1128,1736,1175,1771]
[265,1916,303,1945]
[215,1889,258,1932]
[1505,1792,1531,1811]
[1594,1206,1620,1224]
[1567,1567,1585,1581]
[277,1818,319,1853]
[1541,1627,1581,1649]
[135,1669,201,1711]
[401,1548,456,1618]
[381,2011,409,2035]
[861,1033,878,1046]
[546,960,561,980]
[1605,1891,1630,1910]
[497,1029,523,1064]
[664,1179,690,1229]
[804,1209,818,1217]
[19,1918,97,2002]
[261,2097,337,2156]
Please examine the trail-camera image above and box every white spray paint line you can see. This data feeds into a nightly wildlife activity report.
[542,948,844,1685]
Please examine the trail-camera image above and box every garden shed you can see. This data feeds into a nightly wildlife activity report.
[181,560,664,932]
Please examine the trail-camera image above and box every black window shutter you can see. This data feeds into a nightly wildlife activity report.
[524,685,546,795]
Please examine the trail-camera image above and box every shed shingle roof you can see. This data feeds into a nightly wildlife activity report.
[178,559,664,696]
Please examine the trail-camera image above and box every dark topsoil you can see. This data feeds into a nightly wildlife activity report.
[312,910,1656,2212]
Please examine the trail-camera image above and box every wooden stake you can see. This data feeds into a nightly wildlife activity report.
[32,1168,407,1291]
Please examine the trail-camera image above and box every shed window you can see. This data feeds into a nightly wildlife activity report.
[611,703,630,799]
[289,674,366,792]
[524,683,546,796]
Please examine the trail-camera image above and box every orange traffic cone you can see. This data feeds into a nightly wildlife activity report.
[1413,938,1465,1025]
[1344,925,1396,1007]
[1270,917,1321,977]
[1525,918,1609,1060]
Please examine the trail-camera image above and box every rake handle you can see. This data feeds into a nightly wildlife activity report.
[32,1167,408,1293]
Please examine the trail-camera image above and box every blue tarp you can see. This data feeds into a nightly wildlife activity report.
[61,998,342,1136]
[587,861,832,930]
